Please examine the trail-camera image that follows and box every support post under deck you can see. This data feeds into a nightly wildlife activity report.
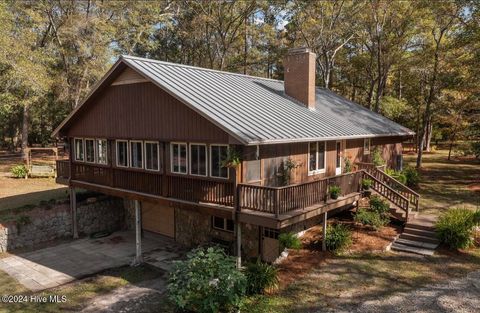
[322,211,328,251]
[132,200,143,265]
[70,187,78,239]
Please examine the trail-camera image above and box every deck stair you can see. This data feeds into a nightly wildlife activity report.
[391,215,440,256]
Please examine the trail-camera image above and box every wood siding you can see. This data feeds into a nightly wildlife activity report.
[66,82,230,143]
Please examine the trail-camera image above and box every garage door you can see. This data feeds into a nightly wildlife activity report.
[141,202,175,238]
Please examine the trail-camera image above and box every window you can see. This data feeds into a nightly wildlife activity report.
[190,144,207,176]
[171,142,187,174]
[130,141,143,169]
[308,142,326,175]
[263,227,279,239]
[210,145,228,178]
[74,138,84,161]
[116,140,128,167]
[145,141,160,171]
[96,139,108,165]
[245,160,261,182]
[364,138,371,155]
[85,139,95,163]
[212,216,234,232]
[336,141,341,168]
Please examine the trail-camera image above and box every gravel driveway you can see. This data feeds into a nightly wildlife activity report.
[356,270,480,313]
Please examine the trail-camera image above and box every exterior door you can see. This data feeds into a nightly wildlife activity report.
[335,141,342,175]
[141,202,175,238]
[262,228,280,263]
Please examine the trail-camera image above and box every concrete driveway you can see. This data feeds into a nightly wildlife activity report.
[0,231,183,291]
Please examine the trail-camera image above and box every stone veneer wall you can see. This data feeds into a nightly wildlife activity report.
[174,208,260,259]
[0,196,125,252]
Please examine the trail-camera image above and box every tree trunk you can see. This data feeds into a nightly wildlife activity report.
[21,102,29,161]
[425,121,433,152]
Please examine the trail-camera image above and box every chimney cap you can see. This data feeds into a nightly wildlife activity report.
[287,47,312,55]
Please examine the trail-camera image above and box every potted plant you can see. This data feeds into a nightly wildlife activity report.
[329,185,341,200]
[220,148,241,168]
[361,178,373,197]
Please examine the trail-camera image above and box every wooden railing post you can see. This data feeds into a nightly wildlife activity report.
[275,189,280,218]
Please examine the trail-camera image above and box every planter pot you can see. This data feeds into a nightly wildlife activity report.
[330,193,339,200]
[362,190,372,197]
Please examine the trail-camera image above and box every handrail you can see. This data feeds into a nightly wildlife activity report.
[362,170,410,220]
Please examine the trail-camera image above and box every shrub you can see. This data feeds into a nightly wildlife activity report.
[372,147,385,166]
[369,195,390,214]
[403,166,420,187]
[361,178,373,190]
[278,232,302,250]
[11,164,27,178]
[471,141,480,158]
[325,224,352,252]
[355,209,390,230]
[329,185,341,200]
[343,157,352,173]
[385,168,407,185]
[167,246,246,313]
[436,208,479,250]
[244,259,279,295]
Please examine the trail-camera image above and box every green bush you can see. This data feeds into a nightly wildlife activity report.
[278,232,302,250]
[403,166,420,187]
[11,164,27,178]
[329,185,341,199]
[325,224,352,252]
[471,141,480,158]
[385,168,407,185]
[361,178,373,190]
[244,259,279,295]
[372,147,385,166]
[355,209,390,230]
[369,195,390,214]
[436,208,480,250]
[167,246,246,313]
[343,157,352,173]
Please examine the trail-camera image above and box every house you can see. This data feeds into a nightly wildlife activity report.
[53,48,417,264]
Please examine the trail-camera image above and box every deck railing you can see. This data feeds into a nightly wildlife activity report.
[64,161,235,207]
[56,160,70,179]
[238,171,363,217]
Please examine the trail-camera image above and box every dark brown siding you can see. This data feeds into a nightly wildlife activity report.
[66,82,229,143]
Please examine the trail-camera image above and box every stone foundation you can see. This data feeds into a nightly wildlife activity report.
[0,196,125,252]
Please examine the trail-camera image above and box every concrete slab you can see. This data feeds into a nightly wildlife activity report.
[0,231,183,291]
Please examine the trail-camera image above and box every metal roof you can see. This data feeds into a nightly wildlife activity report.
[54,55,414,144]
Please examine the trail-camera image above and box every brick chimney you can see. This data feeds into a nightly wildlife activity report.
[284,48,316,110]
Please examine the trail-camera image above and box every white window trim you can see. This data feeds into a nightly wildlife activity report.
[74,138,84,162]
[209,144,229,179]
[364,138,371,155]
[84,138,96,163]
[144,141,160,172]
[170,142,188,174]
[212,216,234,233]
[129,140,144,169]
[189,143,208,177]
[96,139,108,165]
[308,141,326,176]
[336,140,342,169]
[116,140,129,168]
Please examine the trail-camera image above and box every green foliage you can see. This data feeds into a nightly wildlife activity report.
[385,168,407,185]
[278,232,302,250]
[343,157,352,173]
[167,246,246,313]
[371,147,385,166]
[244,259,279,295]
[369,195,390,214]
[11,164,27,178]
[329,185,341,199]
[325,224,352,252]
[355,209,390,230]
[361,178,373,190]
[221,147,242,168]
[403,166,420,187]
[436,208,480,250]
[470,141,480,158]
[278,158,299,186]
[380,96,408,121]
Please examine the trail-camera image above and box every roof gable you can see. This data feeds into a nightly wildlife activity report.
[54,55,414,144]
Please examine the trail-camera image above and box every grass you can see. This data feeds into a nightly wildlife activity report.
[0,264,163,313]
[241,248,480,312]
[403,149,480,215]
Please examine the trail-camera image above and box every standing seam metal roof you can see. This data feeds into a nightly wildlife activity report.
[66,55,414,145]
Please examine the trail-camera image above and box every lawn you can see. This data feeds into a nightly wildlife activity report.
[0,158,68,211]
[403,149,480,215]
[0,264,164,313]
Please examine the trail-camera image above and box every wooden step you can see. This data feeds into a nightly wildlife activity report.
[399,233,440,245]
[391,242,435,256]
[404,223,435,232]
[403,227,437,239]
[394,238,439,250]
